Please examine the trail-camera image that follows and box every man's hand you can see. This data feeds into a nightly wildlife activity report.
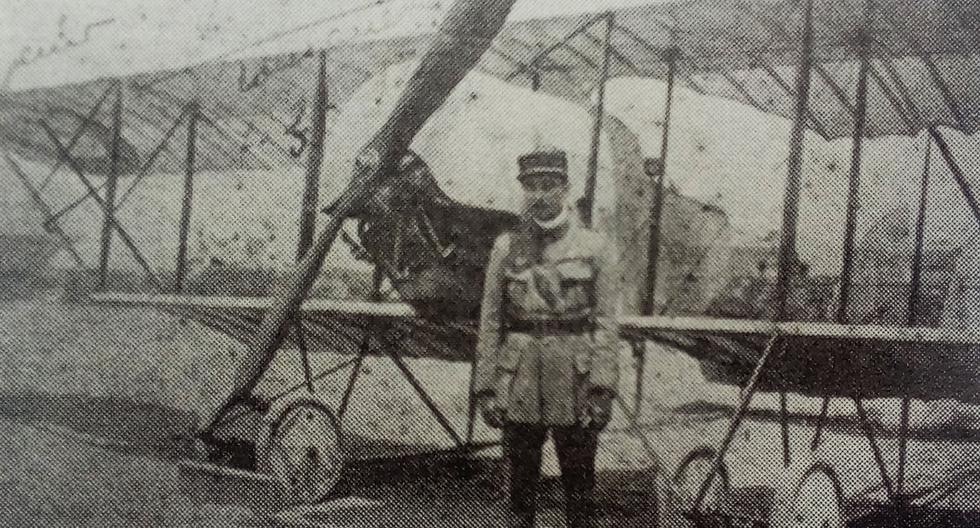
[582,389,615,430]
[478,393,506,429]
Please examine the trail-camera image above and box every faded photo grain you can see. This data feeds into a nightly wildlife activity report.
[2,1,980,526]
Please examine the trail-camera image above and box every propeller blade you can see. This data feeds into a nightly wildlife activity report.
[206,0,518,431]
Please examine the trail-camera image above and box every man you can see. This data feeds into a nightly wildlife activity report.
[474,148,620,528]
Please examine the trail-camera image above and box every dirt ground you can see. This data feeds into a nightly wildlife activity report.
[2,292,980,527]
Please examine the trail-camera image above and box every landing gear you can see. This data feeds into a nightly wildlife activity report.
[662,445,732,527]
[770,455,844,528]
[256,399,345,506]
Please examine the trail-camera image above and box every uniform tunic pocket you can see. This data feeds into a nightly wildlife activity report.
[496,334,528,372]
[574,348,592,374]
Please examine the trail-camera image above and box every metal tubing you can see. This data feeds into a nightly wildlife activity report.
[385,339,465,448]
[175,102,199,293]
[465,355,478,445]
[208,0,519,434]
[213,356,360,430]
[293,316,315,394]
[505,12,607,81]
[780,390,791,467]
[4,154,91,272]
[340,265,385,422]
[642,47,677,316]
[897,396,911,498]
[38,84,114,191]
[867,61,916,135]
[693,335,782,511]
[337,335,369,422]
[582,12,614,228]
[774,0,816,321]
[811,396,830,451]
[613,394,662,468]
[908,136,931,326]
[297,50,328,260]
[116,106,189,209]
[45,181,107,230]
[853,397,896,501]
[876,54,924,127]
[98,83,124,290]
[721,70,771,118]
[758,62,830,139]
[632,341,647,422]
[747,1,854,123]
[49,104,184,224]
[40,120,162,289]
[930,127,980,228]
[837,38,871,324]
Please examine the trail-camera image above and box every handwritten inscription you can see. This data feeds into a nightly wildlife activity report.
[284,98,309,158]
[237,47,314,92]
[3,15,116,87]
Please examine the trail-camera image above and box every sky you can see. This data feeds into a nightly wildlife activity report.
[0,0,678,90]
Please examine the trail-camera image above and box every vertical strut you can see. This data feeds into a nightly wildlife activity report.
[774,0,816,320]
[297,50,328,260]
[98,82,124,290]
[175,102,199,293]
[811,396,830,451]
[40,121,161,289]
[908,135,931,327]
[896,396,911,498]
[582,12,614,227]
[465,353,479,445]
[632,341,647,423]
[837,31,871,324]
[780,390,790,467]
[642,47,677,317]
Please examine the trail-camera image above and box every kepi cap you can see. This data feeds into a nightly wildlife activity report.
[518,149,568,182]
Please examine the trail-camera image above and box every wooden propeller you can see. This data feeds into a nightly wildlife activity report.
[205,0,519,431]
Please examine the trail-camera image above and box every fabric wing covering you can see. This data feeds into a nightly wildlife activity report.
[4,0,980,176]
[9,0,980,400]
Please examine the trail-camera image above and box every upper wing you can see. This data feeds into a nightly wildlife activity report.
[5,0,980,178]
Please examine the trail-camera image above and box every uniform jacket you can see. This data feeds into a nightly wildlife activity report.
[473,215,620,426]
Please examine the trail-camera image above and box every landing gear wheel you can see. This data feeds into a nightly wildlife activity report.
[195,399,265,468]
[663,446,731,527]
[256,399,344,505]
[770,454,844,528]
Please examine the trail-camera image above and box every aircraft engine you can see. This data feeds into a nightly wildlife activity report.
[341,151,518,318]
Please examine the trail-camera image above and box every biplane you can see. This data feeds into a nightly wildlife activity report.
[5,0,980,526]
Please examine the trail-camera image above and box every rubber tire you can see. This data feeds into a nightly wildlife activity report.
[661,445,732,527]
[255,398,344,506]
[769,452,845,528]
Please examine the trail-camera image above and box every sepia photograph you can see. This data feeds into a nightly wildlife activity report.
[1,0,980,526]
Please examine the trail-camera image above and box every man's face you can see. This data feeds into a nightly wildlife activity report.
[521,173,568,222]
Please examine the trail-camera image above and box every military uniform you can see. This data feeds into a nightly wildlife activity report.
[474,154,620,528]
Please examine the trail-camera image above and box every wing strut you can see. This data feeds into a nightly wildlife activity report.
[773,0,816,321]
[204,0,520,434]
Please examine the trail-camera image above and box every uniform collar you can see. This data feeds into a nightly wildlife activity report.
[533,206,569,231]
[528,207,573,241]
